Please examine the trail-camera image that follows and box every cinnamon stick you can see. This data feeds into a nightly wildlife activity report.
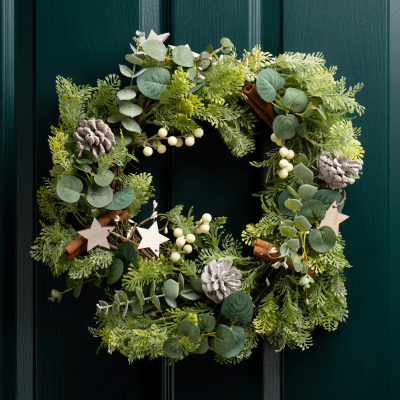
[64,209,131,260]
[241,84,278,129]
[252,239,313,276]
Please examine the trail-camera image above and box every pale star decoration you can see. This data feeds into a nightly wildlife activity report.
[319,201,349,235]
[137,221,170,256]
[168,44,200,58]
[144,29,170,43]
[78,218,115,251]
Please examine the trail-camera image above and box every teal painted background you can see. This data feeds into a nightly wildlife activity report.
[1,0,398,398]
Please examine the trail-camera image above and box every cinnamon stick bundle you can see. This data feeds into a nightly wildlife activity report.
[240,84,278,129]
[64,209,131,260]
[252,238,313,276]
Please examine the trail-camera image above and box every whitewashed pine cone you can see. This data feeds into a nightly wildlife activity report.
[73,118,116,162]
[201,259,242,303]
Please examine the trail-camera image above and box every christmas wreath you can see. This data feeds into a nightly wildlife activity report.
[31,30,364,364]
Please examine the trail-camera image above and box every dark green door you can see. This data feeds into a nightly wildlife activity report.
[1,0,398,399]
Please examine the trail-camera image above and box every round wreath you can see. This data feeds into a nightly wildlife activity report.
[31,29,364,364]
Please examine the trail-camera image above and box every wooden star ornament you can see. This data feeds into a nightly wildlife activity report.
[77,218,115,251]
[319,201,349,235]
[144,29,170,43]
[137,221,170,256]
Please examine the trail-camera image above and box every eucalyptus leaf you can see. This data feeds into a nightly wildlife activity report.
[194,336,208,354]
[284,198,302,212]
[211,324,235,354]
[150,281,156,297]
[151,294,162,312]
[293,163,314,184]
[280,226,298,237]
[256,68,285,102]
[163,337,184,359]
[315,104,327,120]
[106,187,135,210]
[73,277,83,298]
[198,314,216,333]
[119,103,142,118]
[114,132,133,145]
[119,64,133,78]
[198,51,212,69]
[56,176,83,203]
[76,149,93,164]
[190,276,204,293]
[172,45,194,67]
[206,44,214,53]
[294,215,312,231]
[87,183,113,208]
[281,88,308,113]
[297,121,307,137]
[117,88,137,101]
[274,105,286,115]
[188,83,203,94]
[112,303,119,314]
[287,186,300,199]
[277,185,299,216]
[64,142,75,156]
[179,290,200,301]
[298,184,318,201]
[115,242,139,269]
[294,153,309,166]
[286,238,300,250]
[75,163,92,173]
[219,326,246,358]
[94,168,114,187]
[304,108,314,117]
[299,199,326,224]
[137,67,171,100]
[220,37,234,48]
[107,114,125,123]
[178,273,184,293]
[187,68,204,83]
[273,114,299,140]
[121,117,141,133]
[179,320,200,341]
[165,297,177,308]
[125,54,143,65]
[309,226,337,253]
[135,287,145,305]
[163,279,179,300]
[106,258,124,285]
[313,189,345,212]
[221,291,253,324]
[142,40,167,61]
[130,297,143,314]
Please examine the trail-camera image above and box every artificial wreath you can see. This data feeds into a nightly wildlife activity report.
[31,29,365,364]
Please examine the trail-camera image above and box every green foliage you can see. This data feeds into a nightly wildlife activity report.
[97,134,136,169]
[165,205,196,235]
[68,248,114,280]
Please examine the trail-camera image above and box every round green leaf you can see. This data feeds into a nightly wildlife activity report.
[281,88,308,113]
[286,238,300,250]
[293,162,314,185]
[194,336,209,354]
[94,168,114,187]
[172,45,194,67]
[190,276,204,293]
[220,37,234,48]
[298,184,318,201]
[179,290,200,301]
[188,83,203,94]
[119,103,142,118]
[294,215,312,231]
[151,294,162,312]
[187,68,204,83]
[272,114,299,140]
[294,153,309,166]
[107,114,125,123]
[280,226,298,237]
[297,121,307,137]
[56,176,83,203]
[75,163,92,173]
[142,39,167,61]
[198,51,212,70]
[117,88,137,101]
[256,68,285,102]
[309,226,337,253]
[64,142,76,156]
[114,132,133,145]
[219,326,246,358]
[287,185,300,199]
[221,291,253,324]
[119,64,133,78]
[299,199,326,224]
[106,258,124,285]
[163,337,184,359]
[211,325,235,354]
[278,185,299,216]
[137,67,171,100]
[76,149,94,164]
[106,187,135,210]
[198,314,216,333]
[163,279,179,300]
[125,54,144,65]
[165,297,177,308]
[274,105,286,115]
[121,117,141,133]
[313,189,345,212]
[130,297,143,314]
[86,183,113,208]
[179,320,200,341]
[284,198,302,212]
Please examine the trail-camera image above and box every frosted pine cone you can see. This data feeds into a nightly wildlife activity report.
[317,151,363,190]
[73,118,117,162]
[201,259,242,303]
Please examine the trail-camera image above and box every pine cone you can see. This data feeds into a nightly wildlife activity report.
[73,118,117,162]
[201,259,242,303]
[317,151,363,190]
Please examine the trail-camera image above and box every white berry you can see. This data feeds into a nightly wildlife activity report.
[199,224,210,233]
[175,138,184,147]
[153,140,161,147]
[201,213,212,223]
[143,147,153,157]
[278,168,289,179]
[157,144,166,154]
[185,135,195,146]
[168,136,177,146]
[287,162,294,172]
[176,236,186,247]
[173,228,183,237]
[158,128,168,138]
[276,139,283,146]
[170,252,181,262]
[271,133,278,142]
[183,244,193,254]
[279,147,289,158]
[193,128,204,138]
[279,159,289,169]
[186,233,196,243]
[286,150,295,159]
